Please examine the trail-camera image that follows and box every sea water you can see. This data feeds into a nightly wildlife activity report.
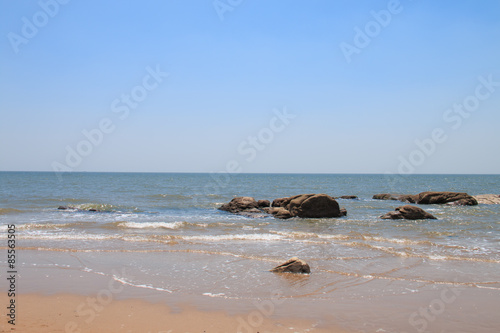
[1,172,499,332]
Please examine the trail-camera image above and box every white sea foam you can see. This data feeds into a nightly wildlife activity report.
[117,221,186,229]
[184,234,284,241]
[114,278,173,293]
[22,233,117,241]
[202,292,226,298]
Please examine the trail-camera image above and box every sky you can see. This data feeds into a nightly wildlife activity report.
[1,0,499,174]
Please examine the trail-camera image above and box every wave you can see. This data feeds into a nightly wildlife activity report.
[206,194,224,198]
[76,203,116,211]
[16,222,97,230]
[22,233,119,241]
[16,231,500,264]
[21,232,284,242]
[146,194,194,200]
[58,203,142,213]
[0,208,23,215]
[269,230,434,246]
[43,198,84,203]
[115,221,187,229]
[183,233,285,241]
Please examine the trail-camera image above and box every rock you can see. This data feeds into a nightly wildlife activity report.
[266,207,293,219]
[243,208,263,213]
[288,194,342,218]
[374,192,477,206]
[340,208,347,216]
[473,194,500,205]
[272,197,291,208]
[414,192,477,206]
[373,194,400,200]
[398,194,418,203]
[57,206,100,212]
[381,205,437,220]
[380,211,404,220]
[337,195,358,200]
[270,257,310,274]
[218,197,258,213]
[257,199,271,208]
[373,194,417,202]
[446,199,477,206]
[396,205,437,219]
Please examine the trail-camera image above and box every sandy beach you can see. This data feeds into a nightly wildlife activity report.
[1,293,348,333]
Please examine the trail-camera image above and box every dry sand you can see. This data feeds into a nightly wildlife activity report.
[0,293,350,333]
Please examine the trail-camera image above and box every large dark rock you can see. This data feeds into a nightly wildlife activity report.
[288,194,342,218]
[374,192,477,206]
[414,192,477,206]
[270,257,310,274]
[218,197,258,213]
[380,205,437,220]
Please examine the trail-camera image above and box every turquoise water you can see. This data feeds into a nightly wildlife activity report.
[1,172,499,332]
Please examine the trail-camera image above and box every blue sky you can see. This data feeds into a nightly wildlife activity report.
[1,0,499,174]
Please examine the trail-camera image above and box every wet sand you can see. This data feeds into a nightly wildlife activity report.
[3,248,500,332]
[0,293,348,333]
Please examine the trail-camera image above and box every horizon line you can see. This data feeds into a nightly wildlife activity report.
[1,170,499,176]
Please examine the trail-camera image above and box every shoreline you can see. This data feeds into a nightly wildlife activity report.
[0,293,348,333]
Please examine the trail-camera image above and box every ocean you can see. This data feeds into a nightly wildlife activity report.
[1,172,499,332]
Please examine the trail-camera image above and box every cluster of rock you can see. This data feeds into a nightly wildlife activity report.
[219,191,500,222]
[219,194,347,219]
[373,191,478,206]
[223,191,499,275]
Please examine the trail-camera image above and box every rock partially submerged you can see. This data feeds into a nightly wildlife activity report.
[335,195,359,200]
[58,206,100,212]
[373,193,399,201]
[380,205,437,220]
[373,191,478,206]
[288,194,342,218]
[263,207,293,219]
[372,194,412,201]
[219,194,347,219]
[473,194,500,205]
[270,257,310,274]
[414,192,477,205]
[218,197,259,214]
[269,194,346,219]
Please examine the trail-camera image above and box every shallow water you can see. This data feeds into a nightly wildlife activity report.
[1,172,499,332]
